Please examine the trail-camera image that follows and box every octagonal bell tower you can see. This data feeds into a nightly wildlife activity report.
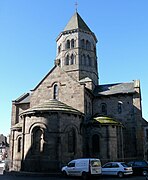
[55,12,99,89]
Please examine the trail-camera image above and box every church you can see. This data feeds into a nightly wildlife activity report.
[9,11,148,172]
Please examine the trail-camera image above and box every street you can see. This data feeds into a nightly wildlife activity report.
[0,168,147,180]
[0,174,147,180]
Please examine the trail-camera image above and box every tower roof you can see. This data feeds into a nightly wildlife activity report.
[64,12,91,32]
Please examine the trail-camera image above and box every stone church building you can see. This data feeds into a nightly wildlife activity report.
[9,11,147,172]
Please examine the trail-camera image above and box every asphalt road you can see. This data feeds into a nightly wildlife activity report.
[0,174,146,180]
[0,168,147,180]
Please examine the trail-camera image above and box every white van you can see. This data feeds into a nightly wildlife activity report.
[61,158,101,179]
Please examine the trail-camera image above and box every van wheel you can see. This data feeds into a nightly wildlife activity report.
[118,171,124,178]
[62,170,67,177]
[82,172,88,180]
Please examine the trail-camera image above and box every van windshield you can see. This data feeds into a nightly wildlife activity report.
[90,160,101,167]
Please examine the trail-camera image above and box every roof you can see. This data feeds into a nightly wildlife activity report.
[94,82,136,96]
[91,116,123,126]
[20,99,83,116]
[64,12,91,32]
[13,93,30,104]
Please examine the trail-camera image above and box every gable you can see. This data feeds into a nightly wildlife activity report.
[30,65,85,113]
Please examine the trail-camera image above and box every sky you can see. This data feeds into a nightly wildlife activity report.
[0,0,148,136]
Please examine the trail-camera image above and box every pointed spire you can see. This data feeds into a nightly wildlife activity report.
[64,12,91,32]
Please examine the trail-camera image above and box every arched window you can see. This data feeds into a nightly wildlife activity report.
[118,102,122,114]
[86,40,91,50]
[66,40,70,49]
[68,128,76,153]
[70,54,74,65]
[53,84,58,99]
[92,134,100,153]
[81,39,85,49]
[87,55,91,66]
[32,127,43,154]
[65,55,69,65]
[71,39,75,48]
[17,137,22,152]
[101,103,107,115]
[81,54,86,65]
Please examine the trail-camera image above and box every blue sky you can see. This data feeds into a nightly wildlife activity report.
[0,0,148,136]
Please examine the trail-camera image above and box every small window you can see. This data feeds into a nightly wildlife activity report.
[118,102,122,114]
[18,137,22,152]
[53,84,58,99]
[101,103,107,115]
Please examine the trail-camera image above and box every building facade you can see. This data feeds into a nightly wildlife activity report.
[9,12,147,172]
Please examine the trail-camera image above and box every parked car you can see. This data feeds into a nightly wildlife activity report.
[127,160,148,176]
[61,158,102,179]
[102,162,133,178]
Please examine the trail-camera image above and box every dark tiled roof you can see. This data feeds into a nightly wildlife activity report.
[64,12,91,32]
[20,99,82,116]
[13,93,30,104]
[94,82,135,96]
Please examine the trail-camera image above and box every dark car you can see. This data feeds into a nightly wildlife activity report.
[127,160,148,176]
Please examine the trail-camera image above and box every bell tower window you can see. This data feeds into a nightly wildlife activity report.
[81,39,85,49]
[70,54,74,65]
[65,55,69,65]
[81,54,86,65]
[71,39,75,48]
[87,55,91,66]
[86,40,91,50]
[66,40,70,49]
